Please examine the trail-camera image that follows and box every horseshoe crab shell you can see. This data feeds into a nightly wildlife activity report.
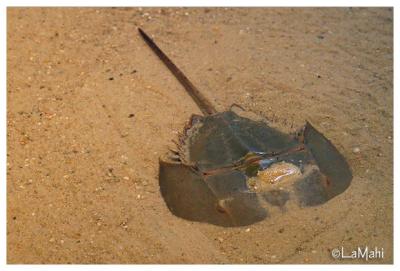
[139,28,352,227]
[159,109,352,227]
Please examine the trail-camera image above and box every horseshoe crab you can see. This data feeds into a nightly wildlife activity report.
[138,28,352,227]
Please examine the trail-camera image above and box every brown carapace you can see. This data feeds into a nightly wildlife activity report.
[138,28,352,227]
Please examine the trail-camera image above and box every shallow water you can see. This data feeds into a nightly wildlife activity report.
[7,7,393,263]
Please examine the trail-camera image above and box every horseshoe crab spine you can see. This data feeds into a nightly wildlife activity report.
[138,28,217,116]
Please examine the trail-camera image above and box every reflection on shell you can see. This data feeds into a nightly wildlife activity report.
[258,162,301,184]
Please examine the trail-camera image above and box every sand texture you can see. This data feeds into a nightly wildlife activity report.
[7,7,393,263]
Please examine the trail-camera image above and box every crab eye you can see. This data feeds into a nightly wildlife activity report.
[245,163,260,177]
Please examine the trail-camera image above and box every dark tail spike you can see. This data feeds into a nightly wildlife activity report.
[138,28,217,116]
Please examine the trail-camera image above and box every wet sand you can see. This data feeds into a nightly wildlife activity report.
[7,7,393,263]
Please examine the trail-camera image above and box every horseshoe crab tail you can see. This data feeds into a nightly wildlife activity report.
[138,28,217,116]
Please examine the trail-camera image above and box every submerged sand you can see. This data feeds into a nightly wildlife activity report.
[7,7,393,263]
